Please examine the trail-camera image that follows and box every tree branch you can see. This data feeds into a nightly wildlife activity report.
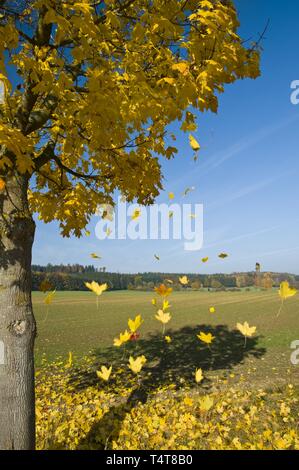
[34,142,56,171]
[52,154,111,182]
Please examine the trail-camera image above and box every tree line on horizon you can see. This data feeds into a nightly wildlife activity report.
[32,264,299,292]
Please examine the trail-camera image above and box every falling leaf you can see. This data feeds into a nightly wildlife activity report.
[197,331,215,345]
[278,281,297,300]
[85,281,107,296]
[65,351,73,369]
[128,314,143,333]
[96,365,112,381]
[113,330,131,347]
[182,186,195,197]
[195,368,204,383]
[168,192,175,200]
[162,299,171,311]
[155,309,171,324]
[154,254,160,261]
[236,322,256,338]
[179,275,189,285]
[128,355,146,374]
[90,252,101,259]
[165,279,173,284]
[218,253,228,259]
[39,279,53,293]
[98,204,114,221]
[209,306,215,314]
[169,211,174,219]
[44,290,56,305]
[202,257,209,263]
[189,134,200,151]
[165,336,172,343]
[154,284,173,297]
[151,298,157,306]
[131,208,141,220]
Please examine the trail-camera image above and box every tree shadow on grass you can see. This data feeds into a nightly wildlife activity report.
[74,324,266,449]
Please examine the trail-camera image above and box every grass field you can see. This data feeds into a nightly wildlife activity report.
[34,289,299,390]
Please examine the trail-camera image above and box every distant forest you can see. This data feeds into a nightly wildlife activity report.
[32,264,299,292]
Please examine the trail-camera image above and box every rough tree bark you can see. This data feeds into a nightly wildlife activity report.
[0,173,36,450]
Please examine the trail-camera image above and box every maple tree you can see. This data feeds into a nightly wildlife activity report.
[0,0,260,449]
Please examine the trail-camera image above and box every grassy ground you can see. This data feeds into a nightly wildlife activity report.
[34,289,299,389]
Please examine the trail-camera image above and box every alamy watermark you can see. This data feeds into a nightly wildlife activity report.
[95,197,204,251]
[290,340,299,365]
[0,79,4,104]
[290,80,299,105]
[0,340,4,365]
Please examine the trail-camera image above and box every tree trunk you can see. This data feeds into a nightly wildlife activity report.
[0,174,36,450]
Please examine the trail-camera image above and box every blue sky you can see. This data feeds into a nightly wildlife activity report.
[32,0,299,274]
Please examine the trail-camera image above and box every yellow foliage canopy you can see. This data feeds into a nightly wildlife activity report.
[0,0,260,236]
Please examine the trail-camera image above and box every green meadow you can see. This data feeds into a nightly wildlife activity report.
[34,289,299,389]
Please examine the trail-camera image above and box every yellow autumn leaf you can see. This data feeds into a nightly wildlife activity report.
[85,281,107,296]
[44,290,56,305]
[128,314,143,333]
[131,208,141,220]
[202,257,209,263]
[278,281,297,300]
[90,252,101,259]
[0,179,5,192]
[155,309,171,324]
[164,336,172,343]
[179,275,189,285]
[154,284,173,297]
[172,62,189,75]
[128,355,146,374]
[96,365,112,382]
[189,134,200,151]
[168,192,175,200]
[39,279,53,293]
[73,2,93,14]
[65,351,73,369]
[184,397,193,406]
[113,330,131,347]
[195,368,204,383]
[236,322,256,338]
[209,306,215,314]
[199,395,214,412]
[157,77,176,86]
[197,331,215,345]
